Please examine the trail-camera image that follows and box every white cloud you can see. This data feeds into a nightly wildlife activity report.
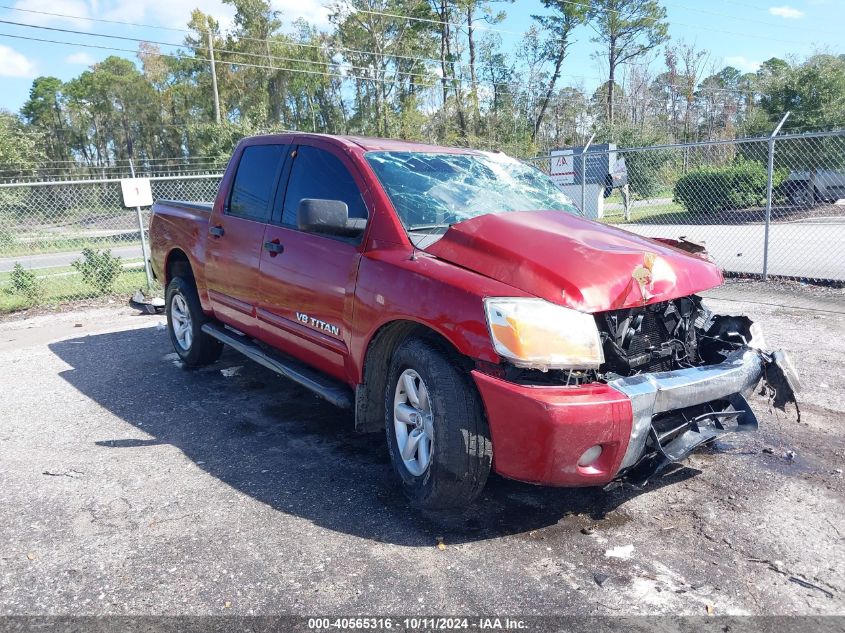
[65,51,96,65]
[768,6,805,18]
[724,55,761,73]
[11,0,94,26]
[10,0,331,37]
[0,44,37,77]
[272,0,331,27]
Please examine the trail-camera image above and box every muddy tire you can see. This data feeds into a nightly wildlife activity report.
[384,337,492,509]
[165,276,222,367]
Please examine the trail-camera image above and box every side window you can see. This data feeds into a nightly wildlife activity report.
[282,146,368,226]
[228,144,285,221]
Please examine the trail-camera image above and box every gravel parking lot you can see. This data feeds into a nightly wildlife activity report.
[0,289,843,619]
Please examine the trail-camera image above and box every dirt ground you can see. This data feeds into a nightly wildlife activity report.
[0,288,842,619]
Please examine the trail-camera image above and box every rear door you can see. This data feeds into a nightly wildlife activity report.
[205,143,287,336]
[256,143,370,382]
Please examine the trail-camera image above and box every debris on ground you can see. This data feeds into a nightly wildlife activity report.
[435,536,446,551]
[581,526,595,535]
[129,290,165,315]
[605,545,634,559]
[593,573,610,587]
[762,447,775,454]
[220,366,242,377]
[42,470,83,478]
[788,576,834,598]
[784,450,796,460]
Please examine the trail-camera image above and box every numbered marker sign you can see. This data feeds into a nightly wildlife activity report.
[120,178,153,207]
[550,149,575,188]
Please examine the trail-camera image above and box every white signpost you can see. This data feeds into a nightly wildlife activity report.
[120,177,153,208]
[121,167,154,288]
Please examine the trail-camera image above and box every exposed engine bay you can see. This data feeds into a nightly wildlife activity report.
[499,294,801,488]
[597,295,800,487]
[596,295,760,378]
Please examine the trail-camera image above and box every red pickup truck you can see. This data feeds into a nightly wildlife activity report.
[149,133,799,509]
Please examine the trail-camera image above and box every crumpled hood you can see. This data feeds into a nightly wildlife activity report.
[424,210,723,313]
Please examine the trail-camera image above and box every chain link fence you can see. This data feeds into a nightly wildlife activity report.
[527,130,845,286]
[1,130,843,314]
[0,174,221,311]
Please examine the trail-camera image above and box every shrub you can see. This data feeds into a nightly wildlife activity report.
[9,263,44,304]
[674,160,770,214]
[625,149,675,198]
[71,247,123,294]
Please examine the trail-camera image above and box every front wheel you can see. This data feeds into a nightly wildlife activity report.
[166,276,223,367]
[384,337,492,509]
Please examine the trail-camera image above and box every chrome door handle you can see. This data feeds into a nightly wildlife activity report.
[263,241,284,255]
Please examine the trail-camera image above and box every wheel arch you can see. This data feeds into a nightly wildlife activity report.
[165,248,194,286]
[354,318,474,433]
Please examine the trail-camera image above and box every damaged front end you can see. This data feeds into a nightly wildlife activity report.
[594,296,800,488]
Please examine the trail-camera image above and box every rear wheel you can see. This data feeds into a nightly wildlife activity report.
[166,276,223,367]
[384,337,492,509]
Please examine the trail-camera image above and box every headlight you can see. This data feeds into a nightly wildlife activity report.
[483,297,605,371]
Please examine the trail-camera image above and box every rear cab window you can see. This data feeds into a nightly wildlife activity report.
[228,144,287,221]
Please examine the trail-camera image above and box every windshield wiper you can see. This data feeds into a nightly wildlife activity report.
[407,223,452,232]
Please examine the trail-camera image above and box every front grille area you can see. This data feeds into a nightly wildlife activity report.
[597,297,706,377]
[627,309,675,373]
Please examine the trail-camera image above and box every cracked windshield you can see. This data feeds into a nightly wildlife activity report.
[366,151,580,236]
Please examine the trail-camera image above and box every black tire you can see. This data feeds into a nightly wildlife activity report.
[384,337,492,509]
[788,182,815,207]
[165,276,223,367]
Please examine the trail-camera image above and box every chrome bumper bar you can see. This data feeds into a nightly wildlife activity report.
[609,347,765,472]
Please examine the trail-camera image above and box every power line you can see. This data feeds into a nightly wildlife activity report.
[0,31,440,89]
[0,18,446,82]
[345,7,522,36]
[0,3,514,74]
[0,17,753,97]
[360,0,814,46]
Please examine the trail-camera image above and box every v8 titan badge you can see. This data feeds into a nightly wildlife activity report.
[296,312,341,337]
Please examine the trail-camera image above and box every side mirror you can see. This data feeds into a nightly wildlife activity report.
[297,199,366,237]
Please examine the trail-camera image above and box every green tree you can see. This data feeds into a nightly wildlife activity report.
[0,111,43,172]
[589,0,669,130]
[530,0,588,143]
[21,77,71,163]
[759,54,845,133]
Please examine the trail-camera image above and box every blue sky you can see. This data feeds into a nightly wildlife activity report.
[0,0,842,113]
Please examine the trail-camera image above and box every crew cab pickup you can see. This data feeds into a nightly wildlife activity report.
[149,133,799,509]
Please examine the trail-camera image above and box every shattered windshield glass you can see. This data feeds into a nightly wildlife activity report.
[365,151,580,232]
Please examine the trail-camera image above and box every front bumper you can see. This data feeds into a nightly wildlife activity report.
[472,347,785,487]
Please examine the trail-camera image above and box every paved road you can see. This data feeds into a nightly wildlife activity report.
[622,221,845,281]
[2,220,843,281]
[0,298,842,617]
[0,245,143,273]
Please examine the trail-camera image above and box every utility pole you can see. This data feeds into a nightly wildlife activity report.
[207,27,221,124]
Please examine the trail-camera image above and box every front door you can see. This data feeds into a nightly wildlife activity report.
[205,143,286,336]
[257,143,370,382]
